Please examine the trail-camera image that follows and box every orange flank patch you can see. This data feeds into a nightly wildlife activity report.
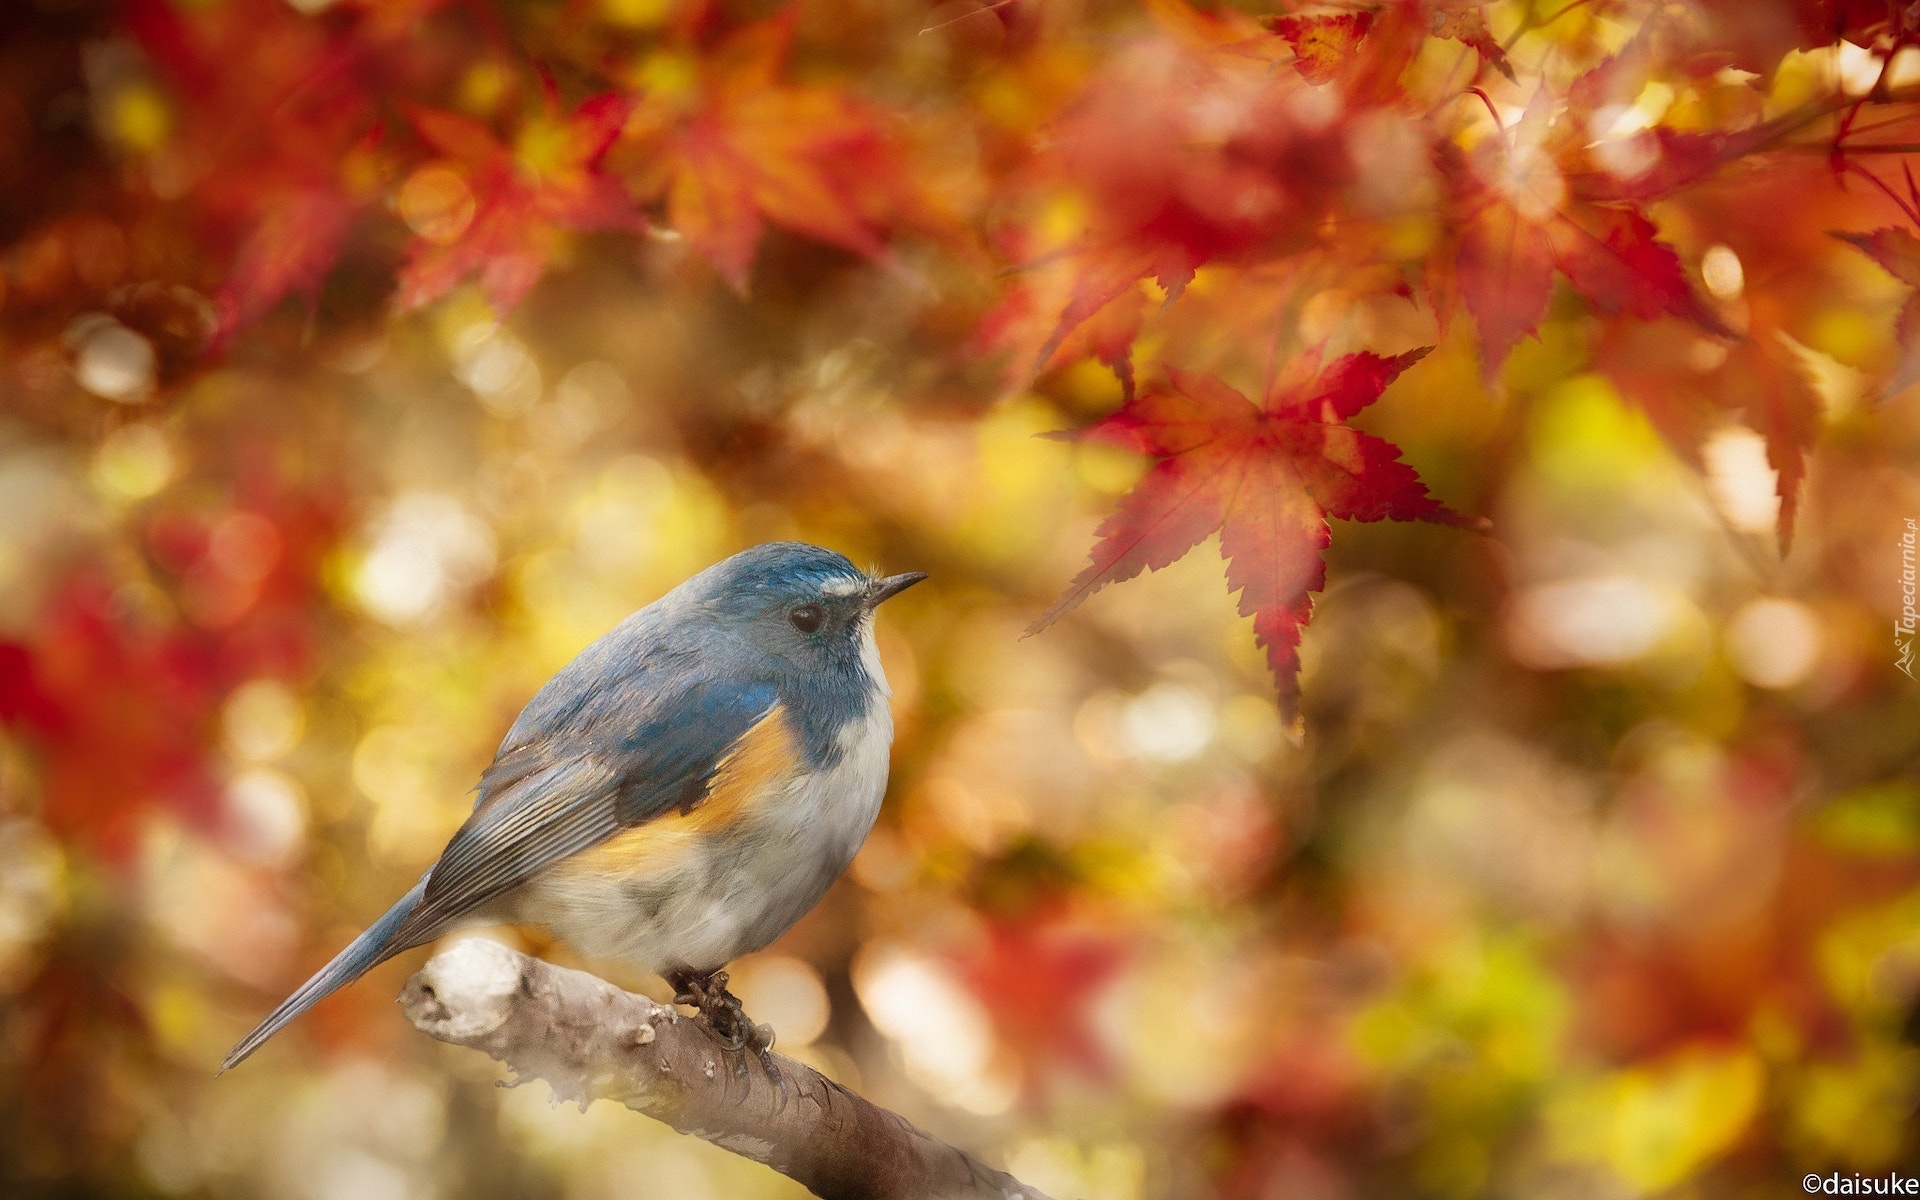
[552,705,798,883]
[699,703,802,821]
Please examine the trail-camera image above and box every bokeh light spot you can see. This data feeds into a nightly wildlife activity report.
[1006,1136,1146,1200]
[1117,682,1215,764]
[224,768,308,867]
[1701,244,1744,300]
[601,0,674,28]
[452,327,542,416]
[351,492,498,624]
[1702,426,1781,534]
[0,819,66,992]
[1507,575,1685,668]
[1725,598,1821,689]
[209,512,282,582]
[727,955,830,1047]
[91,423,174,498]
[71,315,156,403]
[852,942,1015,1114]
[222,679,305,763]
[398,165,476,245]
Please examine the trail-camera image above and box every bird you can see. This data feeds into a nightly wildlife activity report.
[222,541,925,1072]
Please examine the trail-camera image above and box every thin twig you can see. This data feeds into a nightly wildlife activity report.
[1842,159,1920,225]
[920,0,1018,36]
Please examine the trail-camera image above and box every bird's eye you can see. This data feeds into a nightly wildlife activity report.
[788,604,825,634]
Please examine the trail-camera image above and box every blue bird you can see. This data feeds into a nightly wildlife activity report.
[222,542,924,1071]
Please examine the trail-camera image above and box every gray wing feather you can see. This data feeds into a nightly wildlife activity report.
[387,667,778,948]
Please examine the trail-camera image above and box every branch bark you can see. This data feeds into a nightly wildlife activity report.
[399,939,1057,1200]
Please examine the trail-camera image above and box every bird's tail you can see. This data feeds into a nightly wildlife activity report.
[220,875,430,1072]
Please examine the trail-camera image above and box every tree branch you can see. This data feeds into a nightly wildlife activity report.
[399,939,1057,1200]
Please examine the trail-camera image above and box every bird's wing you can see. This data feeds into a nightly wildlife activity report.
[387,676,779,948]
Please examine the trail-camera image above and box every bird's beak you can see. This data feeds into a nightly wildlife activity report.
[865,571,928,608]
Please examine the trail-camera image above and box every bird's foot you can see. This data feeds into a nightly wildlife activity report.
[667,969,783,1098]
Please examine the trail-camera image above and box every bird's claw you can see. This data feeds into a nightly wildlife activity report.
[746,1022,786,1110]
[666,968,784,1104]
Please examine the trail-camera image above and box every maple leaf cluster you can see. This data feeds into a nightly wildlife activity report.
[2,0,1917,720]
[990,0,1920,710]
[993,0,1920,711]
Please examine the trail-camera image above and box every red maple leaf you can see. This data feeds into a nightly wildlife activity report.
[117,0,387,344]
[1578,125,1779,205]
[0,484,338,862]
[2,574,226,861]
[396,92,640,312]
[980,2,1355,383]
[954,914,1125,1082]
[626,14,902,293]
[1443,92,1730,372]
[1030,349,1466,715]
[213,186,361,343]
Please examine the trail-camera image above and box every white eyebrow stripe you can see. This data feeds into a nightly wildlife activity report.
[821,578,866,597]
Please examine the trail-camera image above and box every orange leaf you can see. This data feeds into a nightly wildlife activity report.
[1272,12,1374,85]
[1430,1,1516,82]
[396,94,640,312]
[405,104,505,167]
[1827,224,1920,378]
[1834,226,1920,287]
[647,16,901,293]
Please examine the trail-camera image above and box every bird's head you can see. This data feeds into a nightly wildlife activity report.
[693,542,925,673]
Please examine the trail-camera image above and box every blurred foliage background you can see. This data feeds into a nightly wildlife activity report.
[3,0,1920,1198]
